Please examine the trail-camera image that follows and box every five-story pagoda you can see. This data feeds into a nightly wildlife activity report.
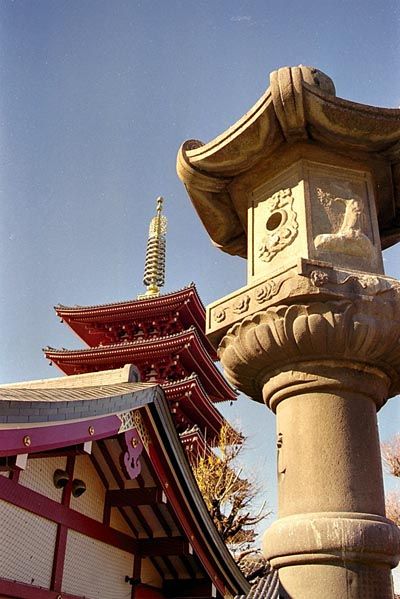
[44,198,237,457]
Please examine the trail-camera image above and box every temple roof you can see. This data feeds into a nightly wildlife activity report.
[164,374,228,439]
[0,366,250,597]
[177,65,400,257]
[55,284,200,317]
[235,556,279,598]
[55,283,217,359]
[44,328,237,402]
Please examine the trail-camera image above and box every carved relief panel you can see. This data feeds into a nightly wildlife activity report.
[307,164,383,274]
[248,160,383,284]
[257,188,298,263]
[249,164,307,282]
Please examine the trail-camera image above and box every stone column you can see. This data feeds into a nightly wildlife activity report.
[177,65,400,597]
[219,297,400,598]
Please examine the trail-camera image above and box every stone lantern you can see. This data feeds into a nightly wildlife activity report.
[177,66,400,598]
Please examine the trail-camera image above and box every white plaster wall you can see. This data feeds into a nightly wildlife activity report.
[63,529,134,599]
[19,456,67,502]
[0,500,57,588]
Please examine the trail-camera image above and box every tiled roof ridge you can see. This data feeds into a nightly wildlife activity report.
[0,381,156,402]
[55,283,197,312]
[235,558,279,599]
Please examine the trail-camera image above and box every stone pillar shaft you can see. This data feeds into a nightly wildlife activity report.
[261,364,398,598]
[269,365,387,517]
[218,298,400,598]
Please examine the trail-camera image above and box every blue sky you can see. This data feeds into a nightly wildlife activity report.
[1,0,399,546]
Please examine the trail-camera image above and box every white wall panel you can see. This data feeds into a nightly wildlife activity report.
[0,500,56,588]
[63,529,134,599]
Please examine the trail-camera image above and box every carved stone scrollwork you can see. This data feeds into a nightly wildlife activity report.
[214,309,226,323]
[309,270,330,287]
[232,294,250,314]
[258,189,299,262]
[307,266,389,294]
[255,280,278,303]
[218,298,400,403]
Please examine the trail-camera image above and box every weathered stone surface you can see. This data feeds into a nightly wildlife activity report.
[178,65,400,598]
[218,292,400,403]
[207,258,400,346]
[177,65,400,256]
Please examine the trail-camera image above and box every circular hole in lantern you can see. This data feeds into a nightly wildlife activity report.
[266,211,283,231]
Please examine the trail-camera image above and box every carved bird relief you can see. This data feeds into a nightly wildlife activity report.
[314,187,373,256]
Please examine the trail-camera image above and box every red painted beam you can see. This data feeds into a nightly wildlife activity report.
[0,415,120,457]
[0,476,136,554]
[0,577,84,599]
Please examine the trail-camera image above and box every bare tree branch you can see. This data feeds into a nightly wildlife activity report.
[382,435,400,478]
[386,491,400,526]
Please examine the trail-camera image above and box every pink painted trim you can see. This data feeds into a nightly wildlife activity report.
[0,476,136,554]
[0,577,84,599]
[0,415,121,457]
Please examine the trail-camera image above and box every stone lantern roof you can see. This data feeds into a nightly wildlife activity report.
[177,65,400,257]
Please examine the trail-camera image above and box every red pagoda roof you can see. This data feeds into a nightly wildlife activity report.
[44,328,237,403]
[165,374,239,444]
[180,425,212,461]
[55,284,217,360]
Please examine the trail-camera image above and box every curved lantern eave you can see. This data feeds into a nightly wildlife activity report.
[177,65,400,255]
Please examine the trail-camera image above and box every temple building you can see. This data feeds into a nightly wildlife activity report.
[44,198,237,459]
[0,366,248,599]
[0,198,249,598]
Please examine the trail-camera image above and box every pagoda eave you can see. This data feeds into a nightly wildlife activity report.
[55,285,217,359]
[44,329,237,402]
[164,376,236,442]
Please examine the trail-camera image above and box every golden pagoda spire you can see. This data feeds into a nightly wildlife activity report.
[138,196,167,299]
